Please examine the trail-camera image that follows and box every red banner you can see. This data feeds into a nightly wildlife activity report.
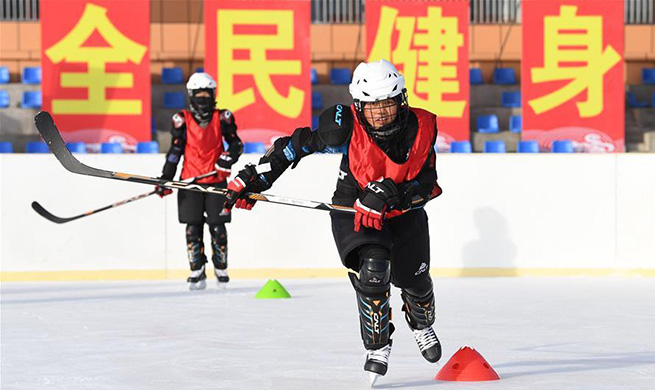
[41,0,150,151]
[522,0,624,152]
[366,0,470,151]
[205,0,311,146]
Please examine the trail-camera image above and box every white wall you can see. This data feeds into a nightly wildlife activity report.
[1,153,654,277]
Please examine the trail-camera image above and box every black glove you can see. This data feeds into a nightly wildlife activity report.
[215,152,235,174]
[354,178,399,231]
[223,164,270,211]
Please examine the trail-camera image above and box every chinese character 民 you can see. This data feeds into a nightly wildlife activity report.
[217,9,303,118]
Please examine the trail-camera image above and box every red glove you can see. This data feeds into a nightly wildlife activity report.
[155,185,173,198]
[223,165,266,211]
[353,178,399,232]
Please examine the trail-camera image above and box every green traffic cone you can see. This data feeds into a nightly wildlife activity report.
[255,279,291,299]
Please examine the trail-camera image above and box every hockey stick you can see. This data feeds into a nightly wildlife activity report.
[31,170,220,224]
[34,111,357,214]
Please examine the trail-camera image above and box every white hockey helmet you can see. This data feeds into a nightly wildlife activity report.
[349,59,406,105]
[186,72,217,91]
[186,73,217,122]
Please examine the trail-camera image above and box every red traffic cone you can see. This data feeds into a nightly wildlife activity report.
[435,346,500,381]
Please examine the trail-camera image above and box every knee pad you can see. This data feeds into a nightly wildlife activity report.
[185,224,206,270]
[349,257,392,350]
[401,276,435,330]
[209,224,227,269]
[209,224,227,245]
[185,224,203,242]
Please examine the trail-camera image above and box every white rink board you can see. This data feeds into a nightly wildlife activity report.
[1,153,654,274]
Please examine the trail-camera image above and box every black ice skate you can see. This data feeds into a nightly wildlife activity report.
[410,326,441,363]
[402,289,442,363]
[364,340,392,387]
[187,264,207,290]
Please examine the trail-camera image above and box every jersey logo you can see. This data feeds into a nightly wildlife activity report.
[172,113,184,129]
[366,182,385,194]
[338,169,348,180]
[414,262,428,276]
[221,110,233,123]
[334,105,343,126]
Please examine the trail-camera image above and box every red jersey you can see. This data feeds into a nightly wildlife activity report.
[348,106,436,189]
[175,110,228,184]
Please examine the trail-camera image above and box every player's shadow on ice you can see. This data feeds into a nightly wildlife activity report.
[460,207,518,277]
[495,350,655,378]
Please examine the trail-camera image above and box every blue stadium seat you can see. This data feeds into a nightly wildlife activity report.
[552,140,574,153]
[642,68,655,84]
[501,91,521,108]
[509,115,522,133]
[627,92,649,108]
[330,68,351,85]
[66,142,86,153]
[163,92,186,109]
[450,141,472,153]
[470,68,483,85]
[21,91,41,109]
[136,141,159,153]
[312,115,319,130]
[0,141,13,153]
[517,140,539,153]
[484,140,506,153]
[0,66,9,84]
[100,142,123,153]
[477,115,499,133]
[312,91,323,109]
[0,89,9,108]
[311,68,318,85]
[161,67,184,84]
[243,142,266,153]
[22,67,41,84]
[493,68,516,85]
[195,67,204,73]
[26,141,49,153]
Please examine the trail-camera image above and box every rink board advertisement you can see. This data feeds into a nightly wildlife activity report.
[41,0,151,150]
[522,0,625,152]
[205,0,311,146]
[366,0,470,151]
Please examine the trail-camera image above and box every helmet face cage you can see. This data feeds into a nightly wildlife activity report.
[188,88,216,122]
[354,89,409,141]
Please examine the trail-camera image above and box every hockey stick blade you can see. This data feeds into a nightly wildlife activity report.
[31,201,81,224]
[34,111,358,214]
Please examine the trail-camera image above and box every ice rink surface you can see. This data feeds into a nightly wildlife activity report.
[2,277,655,390]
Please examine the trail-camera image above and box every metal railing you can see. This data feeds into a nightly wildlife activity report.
[312,0,364,24]
[311,0,654,25]
[625,0,654,24]
[0,0,39,21]
[1,0,652,25]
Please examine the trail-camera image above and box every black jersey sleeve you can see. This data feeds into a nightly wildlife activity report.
[219,109,243,162]
[161,111,186,181]
[395,122,442,210]
[315,104,354,148]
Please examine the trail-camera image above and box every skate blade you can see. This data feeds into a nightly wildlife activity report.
[188,280,207,291]
[216,281,227,290]
[368,372,381,387]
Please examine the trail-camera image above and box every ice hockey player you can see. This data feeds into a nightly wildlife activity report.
[156,72,243,290]
[223,60,442,384]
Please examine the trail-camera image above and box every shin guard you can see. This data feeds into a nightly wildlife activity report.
[209,224,228,270]
[349,258,392,350]
[185,224,207,271]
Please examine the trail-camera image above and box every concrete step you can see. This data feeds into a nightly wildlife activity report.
[471,131,521,152]
[470,107,522,131]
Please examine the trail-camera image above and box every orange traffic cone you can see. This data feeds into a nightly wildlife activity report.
[435,346,500,381]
